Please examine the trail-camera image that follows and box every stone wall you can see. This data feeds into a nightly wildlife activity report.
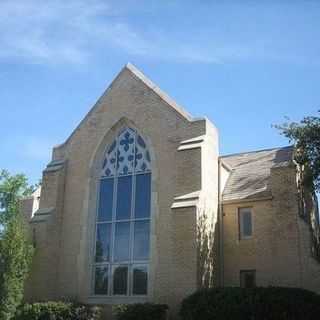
[223,164,320,292]
[23,64,219,318]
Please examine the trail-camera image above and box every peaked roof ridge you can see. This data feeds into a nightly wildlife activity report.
[125,62,201,122]
[220,145,293,159]
[53,63,206,153]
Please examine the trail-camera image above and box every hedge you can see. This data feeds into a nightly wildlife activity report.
[180,287,320,320]
[14,301,101,320]
[115,303,168,320]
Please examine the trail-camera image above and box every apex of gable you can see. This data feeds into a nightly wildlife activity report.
[123,62,198,122]
[51,63,216,159]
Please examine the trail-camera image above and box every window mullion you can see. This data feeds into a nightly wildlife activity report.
[92,223,98,295]
[110,136,119,295]
[93,178,102,266]
[92,175,102,295]
[129,130,137,295]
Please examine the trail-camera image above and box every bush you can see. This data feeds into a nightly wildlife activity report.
[115,303,168,320]
[15,301,101,320]
[180,287,320,320]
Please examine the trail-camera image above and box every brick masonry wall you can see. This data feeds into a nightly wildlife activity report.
[223,165,320,292]
[24,65,218,318]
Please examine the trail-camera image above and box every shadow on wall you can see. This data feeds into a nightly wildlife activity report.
[197,210,219,288]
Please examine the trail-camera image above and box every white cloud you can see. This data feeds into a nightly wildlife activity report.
[0,0,111,64]
[0,0,229,65]
[0,0,319,66]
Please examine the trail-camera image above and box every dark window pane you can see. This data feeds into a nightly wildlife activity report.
[133,221,150,260]
[134,174,151,219]
[243,212,252,236]
[240,270,256,288]
[98,179,114,222]
[116,176,132,220]
[239,208,252,238]
[113,265,128,295]
[114,222,130,262]
[133,266,148,295]
[94,266,109,295]
[95,224,111,262]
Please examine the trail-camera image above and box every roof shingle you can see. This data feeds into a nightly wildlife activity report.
[221,146,294,202]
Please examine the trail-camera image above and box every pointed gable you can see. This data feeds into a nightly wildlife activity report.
[53,63,201,155]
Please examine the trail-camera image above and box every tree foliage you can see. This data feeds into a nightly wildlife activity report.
[275,111,320,191]
[0,170,34,227]
[0,170,35,320]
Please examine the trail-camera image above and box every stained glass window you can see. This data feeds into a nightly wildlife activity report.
[93,127,151,296]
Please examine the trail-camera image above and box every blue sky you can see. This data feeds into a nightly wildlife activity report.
[0,0,319,185]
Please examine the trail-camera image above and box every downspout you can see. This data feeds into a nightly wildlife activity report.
[218,158,224,287]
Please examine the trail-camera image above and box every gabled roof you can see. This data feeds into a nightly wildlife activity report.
[221,146,294,203]
[125,63,196,122]
[54,63,203,151]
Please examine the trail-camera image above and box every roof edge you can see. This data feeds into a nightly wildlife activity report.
[52,65,129,152]
[53,63,205,154]
[220,145,294,159]
[125,63,198,122]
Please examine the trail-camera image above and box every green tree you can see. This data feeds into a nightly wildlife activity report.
[276,112,320,263]
[275,111,320,191]
[0,170,35,320]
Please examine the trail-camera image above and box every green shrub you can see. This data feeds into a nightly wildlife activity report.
[15,301,101,320]
[115,303,168,320]
[180,287,320,320]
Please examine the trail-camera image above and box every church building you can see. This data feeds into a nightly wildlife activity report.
[21,64,320,316]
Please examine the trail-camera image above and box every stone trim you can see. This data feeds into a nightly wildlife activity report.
[33,207,55,215]
[86,295,149,305]
[178,135,205,151]
[30,207,54,223]
[44,160,65,173]
[79,119,159,304]
[171,191,200,209]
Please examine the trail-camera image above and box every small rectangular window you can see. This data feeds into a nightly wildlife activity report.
[240,270,256,288]
[239,207,253,239]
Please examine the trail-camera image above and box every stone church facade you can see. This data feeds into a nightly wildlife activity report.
[22,64,320,317]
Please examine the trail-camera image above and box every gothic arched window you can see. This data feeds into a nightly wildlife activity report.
[93,127,152,296]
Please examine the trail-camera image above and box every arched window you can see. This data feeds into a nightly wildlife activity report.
[93,127,152,296]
